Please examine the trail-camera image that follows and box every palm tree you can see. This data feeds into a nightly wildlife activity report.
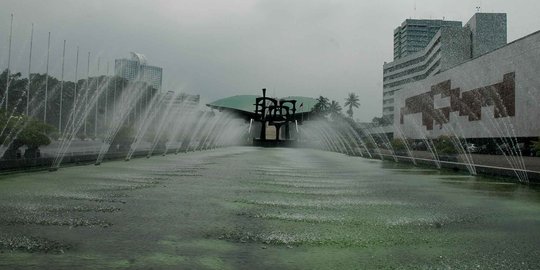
[328,100,342,120]
[314,96,330,115]
[344,93,360,118]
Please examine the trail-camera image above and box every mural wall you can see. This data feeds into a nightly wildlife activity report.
[394,31,540,139]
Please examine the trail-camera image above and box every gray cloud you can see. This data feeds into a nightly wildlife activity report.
[1,0,540,121]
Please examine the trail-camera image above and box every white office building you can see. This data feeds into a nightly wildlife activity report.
[115,52,163,91]
[395,30,540,141]
[382,13,507,124]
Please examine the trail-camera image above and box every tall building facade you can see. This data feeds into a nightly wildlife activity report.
[383,13,507,124]
[466,13,507,58]
[115,52,163,91]
[393,19,462,60]
[395,30,540,141]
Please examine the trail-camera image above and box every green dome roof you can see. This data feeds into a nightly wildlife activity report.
[207,95,317,114]
[207,95,259,113]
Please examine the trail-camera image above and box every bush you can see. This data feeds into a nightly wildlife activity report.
[110,125,134,151]
[435,135,458,155]
[364,141,375,149]
[0,113,55,148]
[391,138,407,151]
[0,112,56,159]
[532,138,540,157]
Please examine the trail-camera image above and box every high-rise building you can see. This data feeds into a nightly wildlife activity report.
[394,29,540,143]
[382,13,507,124]
[393,19,462,60]
[115,52,163,91]
[466,13,507,58]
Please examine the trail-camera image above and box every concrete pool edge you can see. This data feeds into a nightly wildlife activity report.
[359,152,540,184]
[1,146,539,184]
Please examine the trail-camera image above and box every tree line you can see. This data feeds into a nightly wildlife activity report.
[312,92,360,120]
[0,68,159,159]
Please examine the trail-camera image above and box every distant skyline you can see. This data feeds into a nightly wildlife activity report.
[2,0,540,121]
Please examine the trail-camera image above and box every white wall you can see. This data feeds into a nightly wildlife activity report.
[394,31,540,139]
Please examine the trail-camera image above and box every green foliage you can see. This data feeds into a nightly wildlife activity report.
[113,125,134,143]
[18,121,55,147]
[111,125,135,152]
[364,141,375,149]
[391,138,407,151]
[313,97,344,120]
[371,117,390,126]
[313,96,330,117]
[435,135,458,155]
[1,69,159,139]
[532,138,540,157]
[344,93,360,118]
[328,100,343,120]
[0,111,55,149]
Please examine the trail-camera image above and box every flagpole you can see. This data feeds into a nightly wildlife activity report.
[72,46,79,134]
[84,51,90,138]
[26,23,33,115]
[105,61,109,128]
[44,32,50,123]
[59,39,66,133]
[94,57,99,138]
[5,13,13,111]
[300,104,303,142]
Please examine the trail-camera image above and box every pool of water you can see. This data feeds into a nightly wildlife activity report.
[1,147,539,269]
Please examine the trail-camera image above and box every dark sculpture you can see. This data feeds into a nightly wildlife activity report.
[253,88,296,143]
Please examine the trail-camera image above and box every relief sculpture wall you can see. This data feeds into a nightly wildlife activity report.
[399,72,515,130]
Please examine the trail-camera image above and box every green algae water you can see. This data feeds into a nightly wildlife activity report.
[1,147,540,269]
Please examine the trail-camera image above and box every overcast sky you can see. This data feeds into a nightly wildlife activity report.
[1,0,540,121]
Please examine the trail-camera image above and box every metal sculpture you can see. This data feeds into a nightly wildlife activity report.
[253,88,296,142]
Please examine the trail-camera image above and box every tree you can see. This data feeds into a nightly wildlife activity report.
[328,100,343,120]
[313,96,330,116]
[391,138,407,151]
[435,135,458,155]
[1,69,158,139]
[0,111,56,159]
[371,117,390,126]
[110,125,134,152]
[344,93,360,118]
[0,70,28,114]
[364,141,375,150]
